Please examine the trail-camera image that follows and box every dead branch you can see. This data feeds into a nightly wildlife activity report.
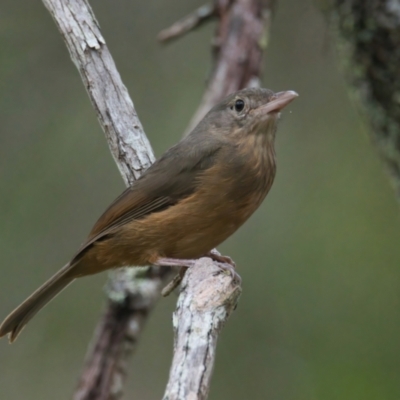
[158,4,215,43]
[162,258,241,400]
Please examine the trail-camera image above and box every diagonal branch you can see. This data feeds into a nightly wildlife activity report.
[42,0,155,183]
[158,3,216,43]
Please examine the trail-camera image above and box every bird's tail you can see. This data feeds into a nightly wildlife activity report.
[0,262,77,343]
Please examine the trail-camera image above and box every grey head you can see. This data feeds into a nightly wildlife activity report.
[195,88,298,138]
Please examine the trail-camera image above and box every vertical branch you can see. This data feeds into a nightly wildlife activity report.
[162,259,241,400]
[185,0,276,133]
[161,1,274,399]
[74,267,172,400]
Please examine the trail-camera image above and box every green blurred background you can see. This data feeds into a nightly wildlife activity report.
[1,1,400,399]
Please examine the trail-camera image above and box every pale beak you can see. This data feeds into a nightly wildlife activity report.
[258,90,299,114]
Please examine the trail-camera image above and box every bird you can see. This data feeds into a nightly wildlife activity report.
[0,87,298,342]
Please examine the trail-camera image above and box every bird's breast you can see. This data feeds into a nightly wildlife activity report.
[108,136,276,263]
[149,138,275,259]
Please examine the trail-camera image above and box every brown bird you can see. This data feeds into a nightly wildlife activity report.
[0,87,297,342]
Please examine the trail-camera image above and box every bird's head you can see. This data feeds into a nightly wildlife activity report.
[203,88,298,140]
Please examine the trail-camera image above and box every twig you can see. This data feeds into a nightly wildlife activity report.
[162,258,241,400]
[158,4,215,43]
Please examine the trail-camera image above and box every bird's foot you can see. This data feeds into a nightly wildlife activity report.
[205,251,236,268]
[205,250,241,284]
[212,261,242,285]
[155,255,241,296]
[154,257,198,268]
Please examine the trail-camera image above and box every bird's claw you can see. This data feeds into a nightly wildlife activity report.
[206,252,236,268]
[214,261,242,285]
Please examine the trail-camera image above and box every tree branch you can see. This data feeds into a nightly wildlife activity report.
[331,0,400,200]
[42,0,155,184]
[161,1,274,398]
[162,258,241,400]
[73,267,172,400]
[41,0,274,399]
[158,4,216,43]
[185,0,276,134]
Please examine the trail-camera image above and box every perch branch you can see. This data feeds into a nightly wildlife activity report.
[162,258,241,400]
[163,1,275,399]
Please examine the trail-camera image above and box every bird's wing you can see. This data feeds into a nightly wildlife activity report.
[71,135,223,261]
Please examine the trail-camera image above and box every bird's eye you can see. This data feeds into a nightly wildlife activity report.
[234,99,245,113]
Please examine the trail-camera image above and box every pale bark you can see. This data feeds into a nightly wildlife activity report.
[162,258,241,400]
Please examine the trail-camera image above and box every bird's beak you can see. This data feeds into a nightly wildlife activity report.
[257,90,299,115]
